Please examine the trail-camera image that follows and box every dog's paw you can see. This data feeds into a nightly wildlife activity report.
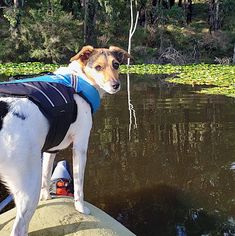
[40,189,52,200]
[75,201,91,215]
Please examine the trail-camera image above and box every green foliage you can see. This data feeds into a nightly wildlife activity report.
[165,5,186,25]
[221,0,235,31]
[0,0,235,63]
[3,7,21,28]
[2,4,83,63]
[21,5,83,62]
[96,0,129,47]
[97,0,127,18]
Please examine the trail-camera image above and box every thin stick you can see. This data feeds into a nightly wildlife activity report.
[127,0,139,140]
[0,194,13,213]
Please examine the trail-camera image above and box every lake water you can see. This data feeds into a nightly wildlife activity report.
[0,74,235,235]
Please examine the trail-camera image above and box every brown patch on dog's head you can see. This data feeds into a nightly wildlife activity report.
[70,45,94,66]
[109,46,132,64]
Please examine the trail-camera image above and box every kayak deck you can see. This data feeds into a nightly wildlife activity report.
[0,197,135,236]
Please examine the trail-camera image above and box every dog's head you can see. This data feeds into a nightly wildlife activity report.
[70,46,131,94]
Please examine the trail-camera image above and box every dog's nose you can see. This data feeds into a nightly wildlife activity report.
[112,83,120,90]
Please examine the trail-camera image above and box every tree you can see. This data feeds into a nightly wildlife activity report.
[185,0,192,24]
[208,0,221,32]
[83,0,97,44]
[233,44,235,64]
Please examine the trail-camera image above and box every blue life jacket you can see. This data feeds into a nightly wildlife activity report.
[0,74,101,152]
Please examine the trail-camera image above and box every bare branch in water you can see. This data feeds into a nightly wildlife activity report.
[127,0,139,140]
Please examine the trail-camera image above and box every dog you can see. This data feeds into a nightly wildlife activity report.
[0,45,131,236]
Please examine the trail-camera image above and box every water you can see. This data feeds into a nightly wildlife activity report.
[0,74,235,235]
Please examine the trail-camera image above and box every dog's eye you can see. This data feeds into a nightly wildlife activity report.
[113,62,120,70]
[95,65,102,71]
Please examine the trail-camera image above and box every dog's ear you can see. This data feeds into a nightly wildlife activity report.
[109,46,133,64]
[70,45,94,64]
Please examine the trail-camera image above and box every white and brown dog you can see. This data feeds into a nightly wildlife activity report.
[0,45,130,236]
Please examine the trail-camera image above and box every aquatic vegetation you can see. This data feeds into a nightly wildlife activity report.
[1,62,235,97]
[121,64,182,75]
[123,64,235,98]
[0,62,59,76]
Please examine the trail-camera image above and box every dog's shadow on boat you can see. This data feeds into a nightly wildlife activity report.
[29,222,96,236]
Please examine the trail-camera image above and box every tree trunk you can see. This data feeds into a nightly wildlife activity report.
[215,0,220,30]
[83,0,88,43]
[208,0,220,32]
[14,0,19,7]
[83,0,97,45]
[152,0,157,6]
[183,0,192,24]
[186,0,192,24]
[169,0,175,7]
[10,0,22,48]
[233,44,235,64]
[178,0,182,7]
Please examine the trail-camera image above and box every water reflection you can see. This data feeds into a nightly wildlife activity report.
[84,74,235,235]
[0,74,235,235]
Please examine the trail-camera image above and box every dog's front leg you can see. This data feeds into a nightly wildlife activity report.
[40,152,56,200]
[73,141,91,215]
[72,102,93,214]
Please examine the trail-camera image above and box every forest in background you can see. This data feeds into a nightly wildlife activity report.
[0,0,235,64]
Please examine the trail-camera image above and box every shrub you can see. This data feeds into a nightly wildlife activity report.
[2,4,83,63]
